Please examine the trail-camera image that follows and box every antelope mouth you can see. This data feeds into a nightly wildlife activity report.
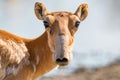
[58,63,68,66]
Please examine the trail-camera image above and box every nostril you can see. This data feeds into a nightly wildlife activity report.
[56,58,68,63]
[62,58,68,62]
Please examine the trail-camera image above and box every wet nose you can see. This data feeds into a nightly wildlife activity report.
[56,58,69,66]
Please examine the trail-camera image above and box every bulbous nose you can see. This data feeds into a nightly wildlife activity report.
[56,58,69,66]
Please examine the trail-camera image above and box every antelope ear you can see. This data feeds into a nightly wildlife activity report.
[74,4,88,21]
[34,2,48,20]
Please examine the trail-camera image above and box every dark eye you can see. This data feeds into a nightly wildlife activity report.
[43,21,49,28]
[75,21,80,28]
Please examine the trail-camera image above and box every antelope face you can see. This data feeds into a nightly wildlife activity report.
[34,2,88,66]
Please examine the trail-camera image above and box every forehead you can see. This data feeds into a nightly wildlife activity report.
[47,11,79,21]
[50,11,72,16]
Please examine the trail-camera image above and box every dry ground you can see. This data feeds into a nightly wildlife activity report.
[40,61,120,80]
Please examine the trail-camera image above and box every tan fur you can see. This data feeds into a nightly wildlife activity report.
[0,2,88,80]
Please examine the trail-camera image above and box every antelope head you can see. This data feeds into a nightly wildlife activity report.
[34,2,88,66]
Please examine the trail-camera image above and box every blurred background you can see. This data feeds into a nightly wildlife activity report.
[0,0,120,80]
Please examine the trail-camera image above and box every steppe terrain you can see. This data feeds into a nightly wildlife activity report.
[40,61,120,80]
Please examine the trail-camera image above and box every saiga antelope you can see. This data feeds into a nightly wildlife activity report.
[0,2,88,80]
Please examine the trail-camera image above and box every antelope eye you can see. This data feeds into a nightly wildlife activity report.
[75,21,80,28]
[43,21,49,28]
